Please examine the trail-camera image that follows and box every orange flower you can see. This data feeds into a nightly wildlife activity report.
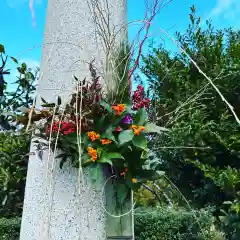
[132,178,137,184]
[111,104,125,116]
[100,139,112,145]
[131,125,145,135]
[88,147,98,162]
[88,131,100,142]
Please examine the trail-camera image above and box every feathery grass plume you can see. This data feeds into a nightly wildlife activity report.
[106,42,131,104]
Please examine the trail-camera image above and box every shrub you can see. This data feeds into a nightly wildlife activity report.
[0,132,30,217]
[135,207,225,240]
[0,217,21,240]
[218,211,240,240]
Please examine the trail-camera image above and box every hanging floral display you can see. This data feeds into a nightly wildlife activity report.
[18,74,168,195]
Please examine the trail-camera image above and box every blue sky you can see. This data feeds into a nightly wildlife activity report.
[1,0,240,83]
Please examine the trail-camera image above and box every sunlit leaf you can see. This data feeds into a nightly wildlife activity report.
[132,134,147,150]
[21,63,27,72]
[134,108,148,126]
[144,123,170,134]
[118,130,134,145]
[99,151,124,165]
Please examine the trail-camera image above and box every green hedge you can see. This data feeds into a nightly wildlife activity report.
[135,207,225,240]
[0,209,226,240]
[0,217,21,240]
[0,132,30,217]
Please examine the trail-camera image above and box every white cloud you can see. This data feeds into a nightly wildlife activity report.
[6,0,42,26]
[209,0,239,20]
[6,0,42,7]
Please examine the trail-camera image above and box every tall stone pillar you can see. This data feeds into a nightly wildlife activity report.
[20,0,133,239]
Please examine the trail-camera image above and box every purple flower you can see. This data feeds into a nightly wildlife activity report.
[120,115,133,125]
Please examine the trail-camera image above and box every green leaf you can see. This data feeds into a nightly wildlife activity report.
[81,153,92,167]
[25,72,35,81]
[21,63,27,71]
[144,123,170,134]
[190,14,194,24]
[56,154,69,169]
[17,67,24,74]
[10,56,18,64]
[107,152,124,160]
[57,96,61,106]
[135,170,165,182]
[124,104,133,114]
[41,97,47,104]
[101,126,116,142]
[83,133,90,147]
[134,108,148,125]
[62,132,79,145]
[99,151,124,165]
[100,100,113,114]
[41,103,56,107]
[132,134,147,150]
[118,130,134,145]
[95,115,106,132]
[97,148,103,156]
[0,44,5,54]
[190,5,196,13]
[117,183,129,205]
[141,150,149,159]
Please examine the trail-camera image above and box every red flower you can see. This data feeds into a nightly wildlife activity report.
[132,85,150,110]
[45,121,77,135]
[115,127,122,132]
[120,168,128,177]
[61,122,76,132]
[63,128,75,135]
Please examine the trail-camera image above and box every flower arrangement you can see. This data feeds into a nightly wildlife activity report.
[19,73,168,195]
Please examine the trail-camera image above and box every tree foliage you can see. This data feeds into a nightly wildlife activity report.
[0,45,33,218]
[0,44,37,130]
[142,6,240,238]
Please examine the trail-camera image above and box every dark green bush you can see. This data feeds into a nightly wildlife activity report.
[218,211,240,240]
[0,132,30,217]
[0,217,21,240]
[135,207,225,240]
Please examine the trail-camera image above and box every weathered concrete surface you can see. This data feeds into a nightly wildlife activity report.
[20,0,131,239]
